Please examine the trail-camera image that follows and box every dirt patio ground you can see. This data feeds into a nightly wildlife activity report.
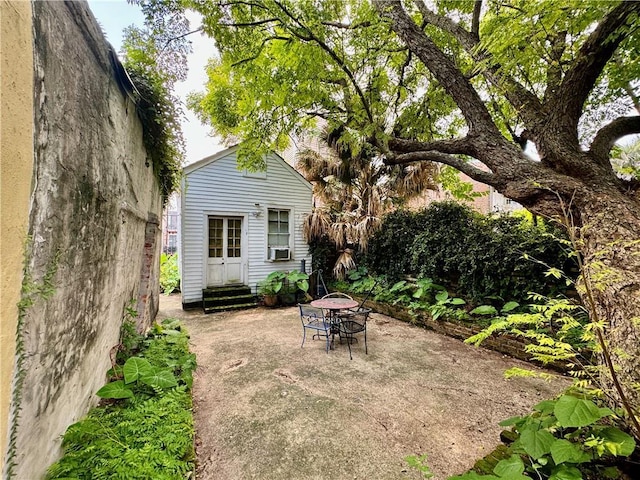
[158,294,569,480]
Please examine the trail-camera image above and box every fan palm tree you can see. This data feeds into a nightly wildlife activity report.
[297,124,438,279]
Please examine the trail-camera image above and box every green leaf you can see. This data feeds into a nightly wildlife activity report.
[598,407,614,418]
[548,464,582,480]
[448,473,499,480]
[550,439,588,464]
[435,291,448,303]
[123,357,153,384]
[140,368,178,389]
[499,416,524,427]
[181,369,194,389]
[470,305,498,315]
[599,427,636,456]
[96,380,134,399]
[450,298,466,305]
[501,301,519,313]
[554,395,602,428]
[533,399,557,414]
[545,268,562,279]
[520,427,555,458]
[493,455,525,476]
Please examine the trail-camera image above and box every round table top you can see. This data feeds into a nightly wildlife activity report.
[310,297,358,310]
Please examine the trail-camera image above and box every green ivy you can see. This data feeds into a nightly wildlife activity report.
[5,246,60,479]
[121,24,185,203]
[126,67,184,202]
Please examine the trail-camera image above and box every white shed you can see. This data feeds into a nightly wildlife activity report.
[180,145,313,308]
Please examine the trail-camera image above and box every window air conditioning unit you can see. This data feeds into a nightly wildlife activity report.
[269,247,290,261]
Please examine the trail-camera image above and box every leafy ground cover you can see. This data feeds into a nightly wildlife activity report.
[448,394,637,480]
[46,318,195,479]
[334,269,589,353]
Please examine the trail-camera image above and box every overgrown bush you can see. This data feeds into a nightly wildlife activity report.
[46,318,195,479]
[363,209,432,280]
[160,253,180,294]
[363,202,576,303]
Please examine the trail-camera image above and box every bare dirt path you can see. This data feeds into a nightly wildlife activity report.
[158,294,569,480]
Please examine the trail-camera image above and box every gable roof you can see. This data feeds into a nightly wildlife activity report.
[183,144,312,191]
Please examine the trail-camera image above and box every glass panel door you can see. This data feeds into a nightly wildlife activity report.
[208,218,223,258]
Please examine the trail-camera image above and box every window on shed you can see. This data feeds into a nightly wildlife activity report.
[268,209,290,248]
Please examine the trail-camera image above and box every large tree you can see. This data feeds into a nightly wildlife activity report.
[179,0,640,429]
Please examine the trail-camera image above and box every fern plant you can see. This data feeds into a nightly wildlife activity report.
[46,317,196,479]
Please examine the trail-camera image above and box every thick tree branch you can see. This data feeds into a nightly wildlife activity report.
[543,30,567,102]
[590,116,640,160]
[555,1,640,130]
[385,151,496,185]
[471,0,482,38]
[375,0,498,137]
[388,137,474,156]
[413,0,477,51]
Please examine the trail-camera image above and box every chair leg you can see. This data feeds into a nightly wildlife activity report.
[364,329,367,355]
[346,333,353,360]
[301,328,307,348]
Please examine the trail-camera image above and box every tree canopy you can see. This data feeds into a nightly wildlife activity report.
[184,0,640,211]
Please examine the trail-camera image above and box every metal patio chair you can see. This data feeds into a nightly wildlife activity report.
[298,304,331,353]
[338,308,371,360]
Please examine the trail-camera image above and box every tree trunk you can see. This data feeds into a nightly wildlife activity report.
[573,189,640,432]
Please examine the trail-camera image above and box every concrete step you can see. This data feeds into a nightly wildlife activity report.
[203,293,256,308]
[203,285,252,297]
[203,302,258,314]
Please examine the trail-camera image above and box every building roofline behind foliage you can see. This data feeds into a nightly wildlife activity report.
[183,144,312,191]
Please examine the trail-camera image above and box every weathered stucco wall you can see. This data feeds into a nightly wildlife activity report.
[3,1,163,477]
[0,0,34,469]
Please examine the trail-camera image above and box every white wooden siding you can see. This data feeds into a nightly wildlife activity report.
[180,147,313,304]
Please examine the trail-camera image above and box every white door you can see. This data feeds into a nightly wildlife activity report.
[207,216,244,286]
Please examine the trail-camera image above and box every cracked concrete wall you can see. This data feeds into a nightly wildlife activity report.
[3,1,162,478]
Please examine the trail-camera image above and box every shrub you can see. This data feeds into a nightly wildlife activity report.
[363,209,432,281]
[308,235,337,277]
[364,202,576,303]
[160,253,180,294]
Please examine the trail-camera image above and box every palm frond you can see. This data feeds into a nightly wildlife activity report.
[302,209,331,243]
[333,249,356,280]
[354,215,381,253]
